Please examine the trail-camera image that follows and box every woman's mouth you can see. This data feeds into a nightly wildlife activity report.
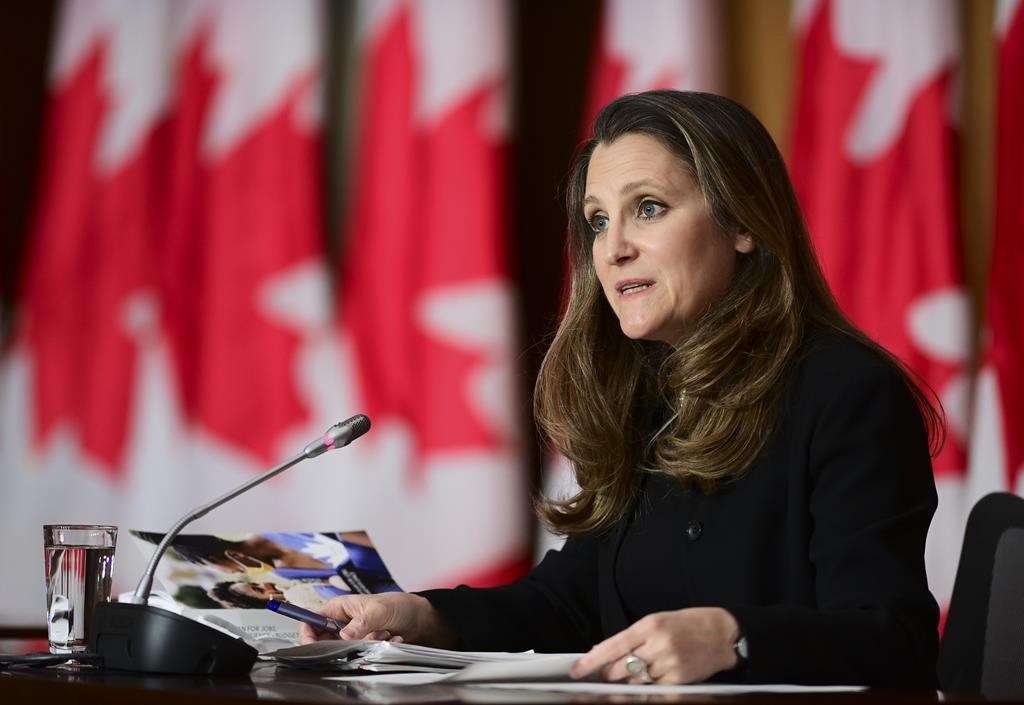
[616,280,655,296]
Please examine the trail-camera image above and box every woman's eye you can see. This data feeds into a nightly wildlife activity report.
[589,214,609,233]
[639,200,666,219]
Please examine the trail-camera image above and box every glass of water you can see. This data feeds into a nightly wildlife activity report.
[43,524,117,654]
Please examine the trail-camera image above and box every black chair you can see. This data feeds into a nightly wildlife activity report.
[938,492,1024,698]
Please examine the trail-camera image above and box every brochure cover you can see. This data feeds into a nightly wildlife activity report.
[129,530,401,646]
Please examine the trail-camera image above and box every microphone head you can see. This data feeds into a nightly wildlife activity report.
[303,414,371,458]
[327,413,371,447]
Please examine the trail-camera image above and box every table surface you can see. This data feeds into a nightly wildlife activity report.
[0,662,1004,705]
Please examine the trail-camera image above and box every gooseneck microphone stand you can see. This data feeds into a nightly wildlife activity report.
[89,414,371,675]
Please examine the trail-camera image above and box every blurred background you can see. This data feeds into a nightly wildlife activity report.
[0,0,1018,633]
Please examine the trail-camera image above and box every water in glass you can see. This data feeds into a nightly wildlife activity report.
[43,526,116,654]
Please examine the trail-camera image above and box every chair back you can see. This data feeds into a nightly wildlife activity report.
[938,492,1024,698]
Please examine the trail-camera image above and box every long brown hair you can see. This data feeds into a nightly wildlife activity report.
[534,90,942,536]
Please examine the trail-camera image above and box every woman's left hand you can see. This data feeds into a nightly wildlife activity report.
[569,607,740,685]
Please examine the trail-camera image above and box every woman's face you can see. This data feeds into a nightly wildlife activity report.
[585,133,754,344]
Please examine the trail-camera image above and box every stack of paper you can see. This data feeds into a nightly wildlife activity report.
[266,640,582,679]
[267,643,871,692]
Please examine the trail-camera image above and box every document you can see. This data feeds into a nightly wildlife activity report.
[330,671,867,694]
[270,641,867,693]
[266,639,581,679]
[461,682,868,694]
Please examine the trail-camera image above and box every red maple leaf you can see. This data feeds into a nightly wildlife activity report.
[24,44,159,477]
[791,1,966,475]
[340,9,511,483]
[158,29,322,465]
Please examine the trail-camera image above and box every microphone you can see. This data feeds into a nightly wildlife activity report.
[89,415,371,675]
[301,414,372,458]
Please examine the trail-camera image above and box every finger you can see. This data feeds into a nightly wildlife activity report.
[318,596,358,622]
[613,654,641,683]
[572,648,626,679]
[602,649,659,684]
[570,633,639,679]
[572,643,626,677]
[362,630,393,641]
[299,623,338,644]
[299,623,318,644]
[599,662,621,683]
[339,617,371,640]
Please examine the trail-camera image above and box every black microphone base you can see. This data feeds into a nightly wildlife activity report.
[89,602,258,675]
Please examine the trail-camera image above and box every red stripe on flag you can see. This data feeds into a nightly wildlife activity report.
[990,1,1024,488]
[23,44,157,475]
[337,1,528,586]
[342,7,510,471]
[159,32,321,464]
[791,1,967,478]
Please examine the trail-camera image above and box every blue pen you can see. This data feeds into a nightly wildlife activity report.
[266,598,346,634]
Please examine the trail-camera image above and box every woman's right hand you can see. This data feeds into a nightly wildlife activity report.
[298,592,457,648]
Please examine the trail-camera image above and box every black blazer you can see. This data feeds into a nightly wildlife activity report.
[421,330,940,687]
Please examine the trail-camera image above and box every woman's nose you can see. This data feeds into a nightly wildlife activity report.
[603,224,636,265]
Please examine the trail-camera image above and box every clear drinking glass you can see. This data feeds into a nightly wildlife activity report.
[43,524,117,654]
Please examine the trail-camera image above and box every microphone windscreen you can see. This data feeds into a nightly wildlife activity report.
[345,413,371,442]
[326,413,371,448]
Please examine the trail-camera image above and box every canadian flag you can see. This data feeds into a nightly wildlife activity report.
[967,0,1024,504]
[539,0,723,556]
[333,0,529,587]
[790,0,969,608]
[0,0,350,624]
[582,0,722,129]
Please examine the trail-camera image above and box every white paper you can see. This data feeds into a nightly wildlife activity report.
[326,673,867,694]
[328,673,449,685]
[470,682,868,694]
[267,639,577,673]
[444,654,580,683]
[285,640,867,694]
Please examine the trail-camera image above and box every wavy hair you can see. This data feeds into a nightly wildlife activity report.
[534,90,943,536]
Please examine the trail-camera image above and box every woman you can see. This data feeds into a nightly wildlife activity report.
[301,91,941,687]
